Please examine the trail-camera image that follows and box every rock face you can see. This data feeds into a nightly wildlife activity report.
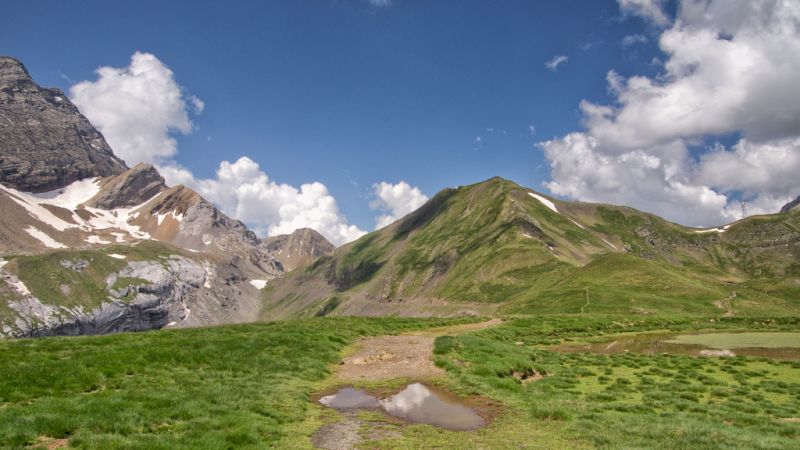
[263,228,335,271]
[2,255,261,338]
[781,196,800,213]
[86,163,166,209]
[0,56,127,193]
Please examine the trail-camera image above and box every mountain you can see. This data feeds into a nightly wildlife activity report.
[782,195,800,213]
[0,57,331,338]
[0,56,126,192]
[263,177,800,319]
[262,228,335,271]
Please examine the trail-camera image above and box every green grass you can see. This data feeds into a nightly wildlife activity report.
[3,315,800,448]
[665,332,800,349]
[0,317,471,449]
[431,316,800,449]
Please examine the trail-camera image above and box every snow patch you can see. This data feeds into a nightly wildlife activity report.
[528,192,559,214]
[1,184,77,231]
[32,178,101,210]
[86,235,111,244]
[25,226,66,249]
[156,210,185,226]
[84,196,155,240]
[694,227,726,234]
[569,218,586,229]
[0,260,6,269]
[108,253,127,260]
[601,238,618,250]
[249,279,268,289]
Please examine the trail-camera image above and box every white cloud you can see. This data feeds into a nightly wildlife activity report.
[545,55,569,71]
[618,0,670,27]
[70,52,199,166]
[540,0,800,226]
[72,52,365,245]
[369,0,391,7]
[160,158,366,246]
[621,34,647,47]
[189,95,205,114]
[370,181,429,229]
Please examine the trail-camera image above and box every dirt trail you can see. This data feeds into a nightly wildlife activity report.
[312,319,502,450]
[713,292,737,317]
[336,318,502,382]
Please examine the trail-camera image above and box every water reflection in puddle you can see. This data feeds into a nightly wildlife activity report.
[319,387,380,409]
[318,383,485,430]
[381,383,485,430]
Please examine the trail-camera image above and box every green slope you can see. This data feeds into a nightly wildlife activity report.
[263,177,800,318]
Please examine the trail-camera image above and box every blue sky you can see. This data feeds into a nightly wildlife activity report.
[3,1,799,244]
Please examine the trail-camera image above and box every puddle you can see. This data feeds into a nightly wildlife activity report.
[550,331,800,360]
[380,383,485,430]
[318,383,485,430]
[320,387,380,409]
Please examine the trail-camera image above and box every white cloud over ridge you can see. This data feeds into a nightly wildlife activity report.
[71,52,365,245]
[70,52,197,166]
[370,181,429,229]
[540,0,800,227]
[161,158,366,246]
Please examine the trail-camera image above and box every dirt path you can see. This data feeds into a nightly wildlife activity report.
[713,292,737,317]
[336,318,502,382]
[312,319,502,449]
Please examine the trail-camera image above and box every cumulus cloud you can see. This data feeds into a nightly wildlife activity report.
[618,0,670,27]
[161,158,366,245]
[370,181,429,229]
[545,55,569,71]
[70,52,199,166]
[540,0,800,226]
[72,52,365,245]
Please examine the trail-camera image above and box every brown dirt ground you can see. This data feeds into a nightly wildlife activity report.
[311,319,503,449]
[335,318,502,382]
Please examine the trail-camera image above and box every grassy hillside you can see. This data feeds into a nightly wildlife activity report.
[262,177,800,319]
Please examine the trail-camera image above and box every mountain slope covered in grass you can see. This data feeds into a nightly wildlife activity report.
[263,177,800,318]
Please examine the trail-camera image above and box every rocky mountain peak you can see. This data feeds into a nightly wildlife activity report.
[782,195,800,213]
[86,163,167,209]
[0,55,127,193]
[262,228,335,271]
[0,56,38,93]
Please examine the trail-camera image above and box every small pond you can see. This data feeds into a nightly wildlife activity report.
[551,331,800,360]
[319,383,485,431]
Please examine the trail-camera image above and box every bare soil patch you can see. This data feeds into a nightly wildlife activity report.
[335,319,501,381]
[312,319,502,449]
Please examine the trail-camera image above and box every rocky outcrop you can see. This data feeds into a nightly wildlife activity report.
[262,228,335,271]
[2,255,261,338]
[0,56,126,193]
[86,163,166,209]
[781,195,800,213]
